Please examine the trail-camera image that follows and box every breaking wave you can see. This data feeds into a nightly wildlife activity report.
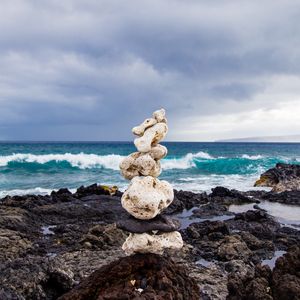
[0,187,57,198]
[0,151,296,172]
[0,151,215,171]
[161,151,214,170]
[241,154,265,160]
[0,153,124,170]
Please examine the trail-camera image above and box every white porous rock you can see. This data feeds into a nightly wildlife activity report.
[122,231,183,255]
[153,108,167,123]
[119,152,161,180]
[121,176,174,219]
[149,144,168,160]
[132,117,157,136]
[134,123,168,153]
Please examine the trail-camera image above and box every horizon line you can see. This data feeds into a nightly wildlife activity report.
[1,140,300,144]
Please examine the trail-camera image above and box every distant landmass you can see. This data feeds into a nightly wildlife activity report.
[217,135,300,143]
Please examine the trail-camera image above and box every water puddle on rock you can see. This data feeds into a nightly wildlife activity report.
[261,250,286,270]
[229,201,300,230]
[175,208,233,230]
[195,258,215,268]
[41,225,57,235]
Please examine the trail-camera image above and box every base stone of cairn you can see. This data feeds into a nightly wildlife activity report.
[58,254,200,300]
[119,108,183,254]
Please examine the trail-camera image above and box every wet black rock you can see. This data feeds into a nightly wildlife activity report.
[1,183,299,300]
[254,163,300,192]
[227,246,300,300]
[260,190,300,205]
[227,210,280,240]
[117,214,180,233]
[75,183,121,198]
[210,186,257,205]
[51,188,77,202]
[164,190,209,214]
[181,220,231,261]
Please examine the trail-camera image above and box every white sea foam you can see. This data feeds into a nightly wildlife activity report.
[170,173,271,193]
[161,151,214,170]
[0,151,215,171]
[241,154,264,160]
[0,153,124,170]
[0,187,57,198]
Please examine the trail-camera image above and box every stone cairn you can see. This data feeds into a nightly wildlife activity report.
[117,109,183,255]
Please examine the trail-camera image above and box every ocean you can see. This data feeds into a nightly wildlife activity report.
[1,142,300,198]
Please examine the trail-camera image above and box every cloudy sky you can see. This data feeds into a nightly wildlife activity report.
[1,0,300,141]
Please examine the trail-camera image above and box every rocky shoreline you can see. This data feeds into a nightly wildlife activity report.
[0,179,299,299]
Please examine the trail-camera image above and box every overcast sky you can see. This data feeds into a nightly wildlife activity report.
[0,0,300,141]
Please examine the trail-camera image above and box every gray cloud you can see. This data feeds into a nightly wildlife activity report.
[0,0,300,140]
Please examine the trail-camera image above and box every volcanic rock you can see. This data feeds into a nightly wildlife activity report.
[272,245,300,299]
[75,183,119,198]
[210,186,255,205]
[116,214,180,233]
[260,190,300,205]
[227,246,300,300]
[58,253,199,300]
[254,163,300,192]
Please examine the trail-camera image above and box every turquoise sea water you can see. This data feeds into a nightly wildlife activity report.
[0,142,300,197]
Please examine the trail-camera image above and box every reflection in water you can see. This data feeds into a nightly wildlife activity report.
[261,250,286,270]
[41,225,56,235]
[229,201,300,229]
[196,258,214,268]
[175,208,233,229]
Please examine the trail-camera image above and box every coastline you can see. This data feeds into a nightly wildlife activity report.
[1,180,299,299]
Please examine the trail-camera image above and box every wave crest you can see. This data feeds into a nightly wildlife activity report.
[0,153,124,170]
[0,187,58,198]
[241,154,264,160]
[0,151,215,171]
[0,151,277,171]
[162,151,214,170]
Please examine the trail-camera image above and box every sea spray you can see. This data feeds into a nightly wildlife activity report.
[0,142,299,196]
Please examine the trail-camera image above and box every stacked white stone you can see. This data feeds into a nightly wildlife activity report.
[119,109,183,255]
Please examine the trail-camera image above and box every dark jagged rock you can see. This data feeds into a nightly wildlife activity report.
[51,188,77,202]
[0,183,300,299]
[260,190,300,205]
[227,210,280,240]
[272,245,300,299]
[227,246,300,300]
[191,202,232,218]
[117,214,180,233]
[184,220,230,240]
[254,163,300,192]
[181,221,231,261]
[210,186,256,205]
[58,253,200,300]
[227,263,273,300]
[75,183,119,198]
[218,235,252,262]
[164,189,209,214]
[0,256,75,300]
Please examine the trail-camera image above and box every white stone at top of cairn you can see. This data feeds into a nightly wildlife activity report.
[119,109,168,180]
[133,109,168,153]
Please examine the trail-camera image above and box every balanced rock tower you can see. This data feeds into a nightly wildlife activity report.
[117,109,183,255]
[59,109,200,300]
